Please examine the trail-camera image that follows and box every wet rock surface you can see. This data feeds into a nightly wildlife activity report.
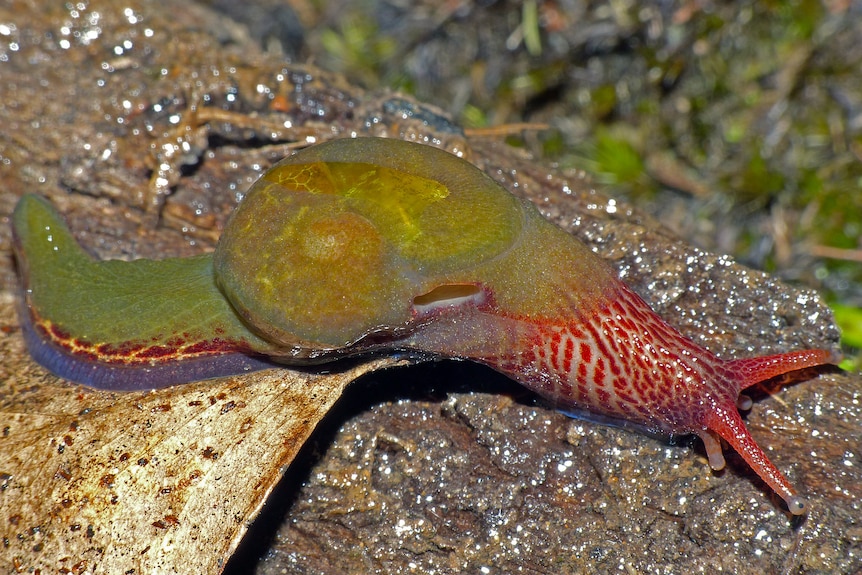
[245,366,859,575]
[0,1,857,574]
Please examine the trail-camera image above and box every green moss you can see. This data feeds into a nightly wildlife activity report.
[460,105,488,129]
[589,85,617,120]
[319,15,397,88]
[832,303,862,371]
[540,130,566,158]
[591,127,647,188]
[734,150,786,202]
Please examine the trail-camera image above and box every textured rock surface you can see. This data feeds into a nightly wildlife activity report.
[0,1,856,574]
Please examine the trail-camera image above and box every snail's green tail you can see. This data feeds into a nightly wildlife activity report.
[11,194,274,390]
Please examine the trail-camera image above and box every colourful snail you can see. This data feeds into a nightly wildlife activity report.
[12,137,838,515]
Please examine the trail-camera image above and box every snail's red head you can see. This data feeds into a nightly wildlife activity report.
[463,282,840,517]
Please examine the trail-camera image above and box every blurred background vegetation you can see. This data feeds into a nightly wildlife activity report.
[211,0,861,367]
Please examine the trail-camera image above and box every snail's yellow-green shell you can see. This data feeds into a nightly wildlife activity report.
[213,138,525,350]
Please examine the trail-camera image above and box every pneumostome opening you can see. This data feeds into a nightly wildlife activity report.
[412,283,484,314]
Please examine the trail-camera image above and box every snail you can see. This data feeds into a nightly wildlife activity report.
[12,137,837,515]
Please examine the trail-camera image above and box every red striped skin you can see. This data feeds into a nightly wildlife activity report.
[409,281,836,516]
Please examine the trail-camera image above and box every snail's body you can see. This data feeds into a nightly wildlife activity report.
[12,138,836,515]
